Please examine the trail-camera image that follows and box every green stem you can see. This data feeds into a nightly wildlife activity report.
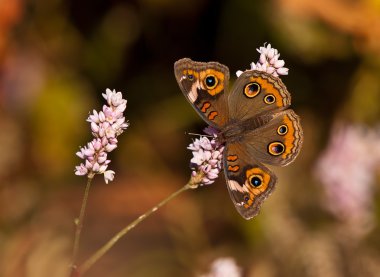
[79,181,196,275]
[70,176,94,275]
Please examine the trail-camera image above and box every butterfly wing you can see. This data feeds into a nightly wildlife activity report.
[174,58,230,128]
[242,109,303,166]
[228,70,291,121]
[223,72,302,219]
[224,142,277,219]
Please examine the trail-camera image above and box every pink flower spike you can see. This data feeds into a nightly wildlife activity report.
[188,136,224,186]
[237,43,289,78]
[75,88,129,183]
[314,123,380,230]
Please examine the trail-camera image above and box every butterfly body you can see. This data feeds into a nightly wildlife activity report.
[174,58,303,219]
[218,114,274,143]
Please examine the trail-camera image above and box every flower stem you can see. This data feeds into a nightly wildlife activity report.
[79,181,196,275]
[70,176,94,275]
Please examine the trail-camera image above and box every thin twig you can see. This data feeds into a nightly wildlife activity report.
[70,176,94,275]
[78,181,197,275]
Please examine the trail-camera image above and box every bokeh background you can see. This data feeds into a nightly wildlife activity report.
[1,0,380,276]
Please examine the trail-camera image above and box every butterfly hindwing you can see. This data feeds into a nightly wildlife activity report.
[242,109,303,166]
[174,58,230,128]
[224,142,277,219]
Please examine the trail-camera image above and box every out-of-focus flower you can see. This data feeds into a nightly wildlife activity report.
[200,257,242,277]
[236,43,289,77]
[314,123,380,225]
[75,89,129,182]
[188,136,224,186]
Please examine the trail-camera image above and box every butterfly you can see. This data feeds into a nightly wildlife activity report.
[174,58,303,219]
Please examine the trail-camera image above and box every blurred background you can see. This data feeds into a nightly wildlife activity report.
[1,0,380,276]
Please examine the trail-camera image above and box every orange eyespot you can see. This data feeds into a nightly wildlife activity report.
[264,94,276,104]
[268,141,285,156]
[277,125,288,135]
[249,174,263,188]
[244,82,261,98]
[204,74,218,89]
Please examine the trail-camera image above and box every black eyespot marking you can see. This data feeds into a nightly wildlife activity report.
[277,125,288,135]
[244,195,250,203]
[244,82,261,98]
[187,74,194,80]
[264,94,276,104]
[204,75,218,89]
[268,142,285,156]
[251,176,262,187]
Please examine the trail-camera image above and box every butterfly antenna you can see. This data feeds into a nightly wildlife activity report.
[185,132,213,138]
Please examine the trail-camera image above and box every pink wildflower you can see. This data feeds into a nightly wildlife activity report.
[75,89,129,183]
[236,43,289,77]
[314,123,380,225]
[188,136,224,186]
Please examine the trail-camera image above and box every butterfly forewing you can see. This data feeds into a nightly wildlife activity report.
[227,70,291,122]
[174,58,230,128]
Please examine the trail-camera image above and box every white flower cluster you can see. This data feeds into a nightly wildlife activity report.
[188,136,224,186]
[236,43,289,77]
[75,89,129,184]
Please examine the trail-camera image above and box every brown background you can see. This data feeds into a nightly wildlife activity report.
[0,0,380,276]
